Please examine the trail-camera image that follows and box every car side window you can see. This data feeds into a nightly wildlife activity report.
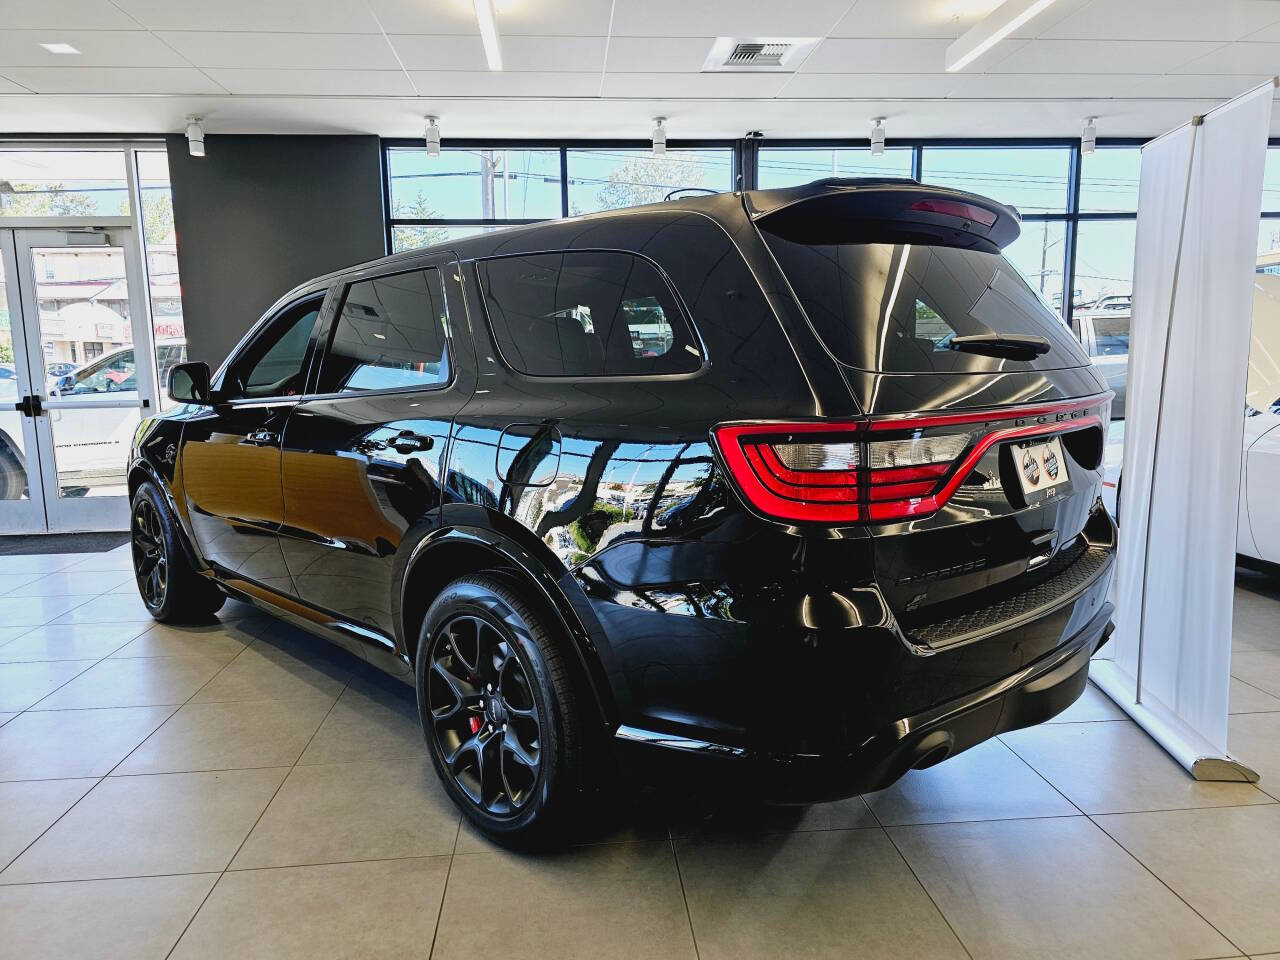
[476,251,700,378]
[316,268,450,394]
[225,297,323,400]
[72,349,136,394]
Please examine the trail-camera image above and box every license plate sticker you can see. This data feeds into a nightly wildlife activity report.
[1014,436,1067,499]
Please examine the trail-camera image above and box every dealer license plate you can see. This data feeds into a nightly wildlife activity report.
[1013,436,1068,500]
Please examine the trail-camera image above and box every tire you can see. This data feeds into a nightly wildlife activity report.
[416,573,586,846]
[130,480,225,623]
[0,443,27,500]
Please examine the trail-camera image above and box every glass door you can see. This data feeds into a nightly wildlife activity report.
[0,231,47,533]
[10,227,160,532]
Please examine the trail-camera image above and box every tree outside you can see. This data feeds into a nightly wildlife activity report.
[0,183,97,217]
[572,152,713,215]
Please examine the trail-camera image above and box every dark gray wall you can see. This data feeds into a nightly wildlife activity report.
[166,134,385,368]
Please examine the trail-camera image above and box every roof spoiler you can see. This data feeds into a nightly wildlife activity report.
[746,177,1021,253]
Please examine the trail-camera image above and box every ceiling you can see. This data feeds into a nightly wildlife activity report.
[1,0,1279,139]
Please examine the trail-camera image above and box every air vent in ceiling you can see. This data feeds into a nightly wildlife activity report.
[702,37,820,73]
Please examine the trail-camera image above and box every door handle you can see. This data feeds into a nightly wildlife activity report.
[13,395,43,417]
[244,428,279,446]
[389,430,434,454]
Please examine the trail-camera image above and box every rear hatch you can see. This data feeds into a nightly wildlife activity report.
[720,180,1113,649]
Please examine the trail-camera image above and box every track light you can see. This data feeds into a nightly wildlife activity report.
[474,0,503,71]
[870,118,885,157]
[652,118,667,157]
[1082,116,1097,155]
[425,116,441,158]
[185,117,205,158]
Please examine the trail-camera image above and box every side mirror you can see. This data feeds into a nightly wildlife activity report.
[168,361,212,405]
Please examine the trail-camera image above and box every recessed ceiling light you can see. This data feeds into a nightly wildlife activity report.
[40,42,81,55]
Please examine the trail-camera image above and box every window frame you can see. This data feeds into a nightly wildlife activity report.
[312,263,457,398]
[216,291,329,405]
[472,246,709,383]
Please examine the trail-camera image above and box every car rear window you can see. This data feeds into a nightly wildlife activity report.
[762,232,1086,373]
[476,251,701,378]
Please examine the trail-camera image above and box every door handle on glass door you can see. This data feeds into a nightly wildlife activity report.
[390,431,434,454]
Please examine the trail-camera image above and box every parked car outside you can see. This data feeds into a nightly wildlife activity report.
[128,180,1116,844]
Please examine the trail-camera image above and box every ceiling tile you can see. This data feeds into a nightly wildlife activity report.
[800,38,954,73]
[610,0,853,38]
[1173,41,1280,74]
[600,71,790,97]
[781,73,959,98]
[827,0,1093,40]
[204,68,413,95]
[604,37,716,73]
[111,0,380,33]
[1042,0,1280,41]
[409,71,600,97]
[946,72,1167,98]
[156,31,398,70]
[0,30,188,67]
[370,0,614,36]
[0,73,34,93]
[0,0,137,30]
[0,66,225,94]
[1124,73,1275,98]
[391,35,606,73]
[981,39,1224,74]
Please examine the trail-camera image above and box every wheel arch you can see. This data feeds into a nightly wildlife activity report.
[127,460,206,572]
[397,520,618,731]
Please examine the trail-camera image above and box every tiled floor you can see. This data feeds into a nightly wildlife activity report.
[1,542,1278,960]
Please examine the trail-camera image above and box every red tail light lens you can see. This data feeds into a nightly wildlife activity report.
[908,198,998,227]
[712,397,1107,525]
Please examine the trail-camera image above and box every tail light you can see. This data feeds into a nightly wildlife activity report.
[712,397,1107,524]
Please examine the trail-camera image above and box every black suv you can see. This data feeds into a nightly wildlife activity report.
[130,179,1115,843]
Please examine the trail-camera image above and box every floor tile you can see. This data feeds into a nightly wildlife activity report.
[1229,711,1280,797]
[0,659,96,712]
[0,713,14,727]
[50,591,155,624]
[677,828,965,960]
[1232,574,1280,653]
[62,552,138,574]
[0,594,92,627]
[110,620,255,662]
[436,841,696,960]
[231,758,458,869]
[889,816,1236,960]
[0,573,41,595]
[296,675,426,765]
[668,795,877,841]
[1046,678,1128,722]
[1001,718,1270,813]
[0,778,97,867]
[0,554,83,576]
[32,654,226,710]
[0,874,217,960]
[190,640,348,704]
[14,570,134,597]
[0,705,175,781]
[1,767,288,883]
[0,626,30,648]
[0,622,150,663]
[170,858,447,960]
[1096,804,1280,956]
[865,738,1078,825]
[1231,677,1280,714]
[1232,650,1280,698]
[115,698,334,775]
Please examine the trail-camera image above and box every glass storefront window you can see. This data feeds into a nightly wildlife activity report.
[1073,220,1136,420]
[135,150,187,407]
[1263,149,1280,214]
[0,150,130,218]
[566,149,733,214]
[390,223,512,254]
[1079,147,1141,214]
[757,148,913,189]
[922,147,1070,214]
[387,147,562,222]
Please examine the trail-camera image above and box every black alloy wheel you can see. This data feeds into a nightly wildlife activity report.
[132,497,169,610]
[427,613,543,816]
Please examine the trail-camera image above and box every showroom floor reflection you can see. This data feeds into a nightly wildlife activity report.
[1,543,1278,959]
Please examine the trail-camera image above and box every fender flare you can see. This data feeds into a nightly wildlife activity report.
[127,458,207,573]
[397,508,621,729]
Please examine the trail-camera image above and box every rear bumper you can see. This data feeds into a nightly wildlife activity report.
[612,598,1114,802]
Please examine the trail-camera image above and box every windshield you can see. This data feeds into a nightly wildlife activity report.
[763,233,1087,373]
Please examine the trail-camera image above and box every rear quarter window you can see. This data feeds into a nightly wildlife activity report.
[476,250,702,378]
[763,233,1088,373]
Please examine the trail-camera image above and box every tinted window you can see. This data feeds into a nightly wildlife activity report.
[317,268,450,394]
[477,251,700,377]
[228,298,322,399]
[763,234,1087,373]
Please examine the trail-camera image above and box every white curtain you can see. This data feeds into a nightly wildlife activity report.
[1091,82,1273,779]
